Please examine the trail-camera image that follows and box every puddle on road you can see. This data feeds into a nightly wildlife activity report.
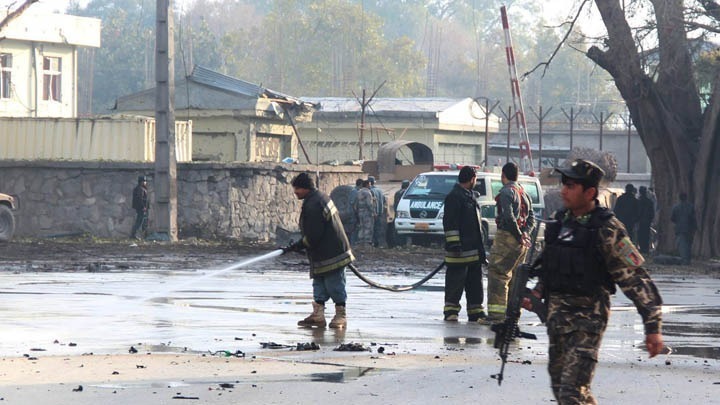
[669,346,720,359]
[0,268,717,364]
[310,367,376,382]
[89,366,379,391]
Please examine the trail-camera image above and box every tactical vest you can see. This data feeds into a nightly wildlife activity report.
[542,207,616,296]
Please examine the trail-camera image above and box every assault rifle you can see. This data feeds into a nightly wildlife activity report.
[491,220,547,386]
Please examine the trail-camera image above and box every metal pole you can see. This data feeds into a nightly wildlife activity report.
[627,113,632,172]
[506,105,512,163]
[538,105,543,171]
[154,0,178,242]
[599,111,604,151]
[484,98,489,167]
[570,107,574,151]
[359,89,366,160]
[530,105,551,173]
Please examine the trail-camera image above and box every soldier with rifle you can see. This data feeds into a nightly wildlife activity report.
[501,159,664,404]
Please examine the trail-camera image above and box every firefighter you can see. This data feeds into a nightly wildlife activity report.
[284,173,355,328]
[485,162,535,323]
[442,166,488,322]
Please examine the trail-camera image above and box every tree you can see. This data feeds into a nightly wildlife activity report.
[71,0,156,112]
[555,0,719,258]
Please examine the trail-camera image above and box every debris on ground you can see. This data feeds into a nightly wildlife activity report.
[260,342,294,349]
[209,350,245,357]
[295,342,320,351]
[334,342,369,352]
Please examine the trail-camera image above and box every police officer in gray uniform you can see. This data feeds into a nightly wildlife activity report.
[526,159,664,404]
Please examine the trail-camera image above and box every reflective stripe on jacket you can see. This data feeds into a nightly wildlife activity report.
[300,189,355,277]
[442,183,486,264]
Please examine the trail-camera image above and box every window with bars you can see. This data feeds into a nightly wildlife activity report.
[42,56,62,102]
[0,53,12,99]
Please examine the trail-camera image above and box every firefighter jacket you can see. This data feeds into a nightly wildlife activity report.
[442,183,487,264]
[495,181,535,241]
[299,189,355,277]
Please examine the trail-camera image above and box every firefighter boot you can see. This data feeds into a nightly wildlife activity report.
[298,302,326,327]
[329,305,347,329]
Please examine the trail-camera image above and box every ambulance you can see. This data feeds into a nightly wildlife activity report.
[393,169,544,246]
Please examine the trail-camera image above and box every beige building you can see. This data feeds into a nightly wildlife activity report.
[114,66,314,163]
[298,97,501,166]
[0,11,101,118]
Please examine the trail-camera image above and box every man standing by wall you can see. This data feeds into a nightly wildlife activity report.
[485,162,535,323]
[526,159,663,404]
[130,176,149,240]
[671,192,697,265]
[442,167,487,322]
[284,173,355,329]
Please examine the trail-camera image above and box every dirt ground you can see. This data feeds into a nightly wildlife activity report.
[1,236,718,276]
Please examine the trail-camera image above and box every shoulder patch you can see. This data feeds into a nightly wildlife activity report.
[616,236,644,267]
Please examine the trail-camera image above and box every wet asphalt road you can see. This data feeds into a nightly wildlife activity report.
[1,252,718,364]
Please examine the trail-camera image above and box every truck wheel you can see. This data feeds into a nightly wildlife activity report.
[0,205,15,242]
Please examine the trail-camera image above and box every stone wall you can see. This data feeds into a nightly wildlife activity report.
[0,161,362,241]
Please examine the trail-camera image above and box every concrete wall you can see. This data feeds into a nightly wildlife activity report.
[0,161,362,241]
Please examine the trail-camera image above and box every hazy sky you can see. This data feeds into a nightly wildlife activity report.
[4,0,605,36]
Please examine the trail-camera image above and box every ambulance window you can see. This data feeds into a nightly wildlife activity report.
[491,180,503,197]
[473,178,487,196]
[520,182,540,204]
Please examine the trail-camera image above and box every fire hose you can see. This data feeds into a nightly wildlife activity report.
[347,262,445,292]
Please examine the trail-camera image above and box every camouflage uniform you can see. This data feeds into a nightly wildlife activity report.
[540,209,662,404]
[486,181,534,320]
[354,187,376,246]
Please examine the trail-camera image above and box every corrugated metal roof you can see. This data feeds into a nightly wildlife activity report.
[189,66,310,108]
[189,66,263,97]
[302,97,462,113]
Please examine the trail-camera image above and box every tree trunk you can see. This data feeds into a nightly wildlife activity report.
[587,0,720,258]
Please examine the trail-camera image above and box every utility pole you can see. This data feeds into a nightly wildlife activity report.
[352,81,385,160]
[154,0,178,241]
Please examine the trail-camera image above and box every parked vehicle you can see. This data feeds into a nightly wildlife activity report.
[393,170,545,246]
[0,193,17,241]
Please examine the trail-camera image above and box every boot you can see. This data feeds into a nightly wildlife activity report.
[329,305,347,329]
[298,302,326,327]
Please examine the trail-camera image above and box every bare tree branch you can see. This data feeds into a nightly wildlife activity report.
[521,0,592,80]
[0,0,39,33]
[699,0,720,21]
[685,19,720,34]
